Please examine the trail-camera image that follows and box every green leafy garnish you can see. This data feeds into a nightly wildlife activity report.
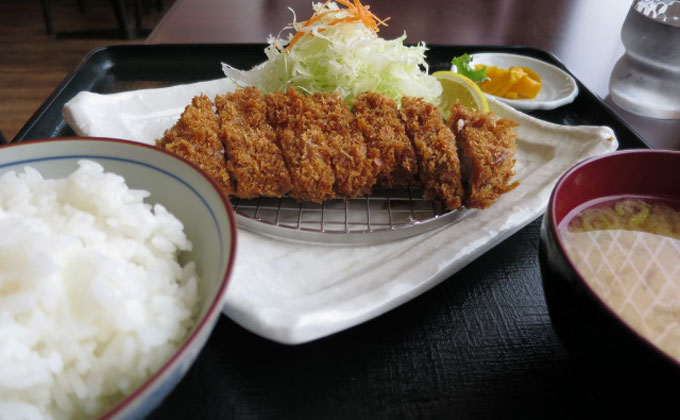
[451,54,487,83]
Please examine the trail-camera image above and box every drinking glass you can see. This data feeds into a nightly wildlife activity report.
[609,0,680,119]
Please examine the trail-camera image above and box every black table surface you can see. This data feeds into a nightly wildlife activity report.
[150,220,590,419]
[15,44,652,419]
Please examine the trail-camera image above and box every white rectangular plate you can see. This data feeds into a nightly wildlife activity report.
[63,78,618,344]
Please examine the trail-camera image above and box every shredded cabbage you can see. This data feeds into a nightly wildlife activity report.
[222,2,442,106]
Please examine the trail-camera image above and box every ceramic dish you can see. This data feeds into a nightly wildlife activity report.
[62,79,617,344]
[0,138,237,419]
[466,52,579,111]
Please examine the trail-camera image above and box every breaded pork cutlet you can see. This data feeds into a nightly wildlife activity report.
[353,92,418,189]
[308,92,375,198]
[156,94,234,195]
[215,87,293,198]
[400,96,465,211]
[266,88,337,202]
[447,104,519,209]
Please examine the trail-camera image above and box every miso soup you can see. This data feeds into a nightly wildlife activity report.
[559,197,680,363]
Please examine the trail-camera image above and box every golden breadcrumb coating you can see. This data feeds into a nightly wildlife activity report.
[266,88,337,202]
[156,94,234,195]
[215,87,293,198]
[447,104,519,209]
[400,96,464,210]
[157,89,520,213]
[308,92,375,198]
[353,92,418,188]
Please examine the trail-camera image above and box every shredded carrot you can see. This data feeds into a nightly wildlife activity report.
[285,0,390,50]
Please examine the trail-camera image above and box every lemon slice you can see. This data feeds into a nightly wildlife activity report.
[432,71,490,117]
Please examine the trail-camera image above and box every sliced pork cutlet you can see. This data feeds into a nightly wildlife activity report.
[308,92,375,198]
[400,96,464,211]
[265,88,337,203]
[215,87,293,199]
[156,94,234,195]
[447,104,519,209]
[353,92,418,189]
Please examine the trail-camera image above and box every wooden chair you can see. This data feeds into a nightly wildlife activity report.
[40,0,163,40]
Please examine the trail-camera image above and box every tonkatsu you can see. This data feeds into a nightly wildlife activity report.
[215,87,292,198]
[353,92,417,189]
[447,104,519,209]
[310,91,375,199]
[400,96,465,211]
[156,94,234,195]
[266,88,337,202]
[156,88,520,211]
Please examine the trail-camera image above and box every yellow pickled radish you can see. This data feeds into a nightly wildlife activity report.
[475,64,542,99]
[512,72,542,98]
[480,67,511,95]
[494,67,525,98]
[520,66,541,82]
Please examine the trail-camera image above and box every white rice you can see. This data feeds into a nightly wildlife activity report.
[0,160,199,420]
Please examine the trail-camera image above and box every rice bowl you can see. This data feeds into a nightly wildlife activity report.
[0,138,237,420]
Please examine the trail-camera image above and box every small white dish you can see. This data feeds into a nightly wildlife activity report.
[463,52,579,111]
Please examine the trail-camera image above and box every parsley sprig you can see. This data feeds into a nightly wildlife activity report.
[451,54,486,83]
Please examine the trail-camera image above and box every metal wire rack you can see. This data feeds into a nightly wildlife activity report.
[231,186,472,245]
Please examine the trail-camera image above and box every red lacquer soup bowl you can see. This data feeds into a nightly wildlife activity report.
[539,149,680,412]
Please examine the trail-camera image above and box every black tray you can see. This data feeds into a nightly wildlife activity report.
[13,45,652,419]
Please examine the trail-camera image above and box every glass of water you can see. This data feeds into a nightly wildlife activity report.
[609,0,680,119]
